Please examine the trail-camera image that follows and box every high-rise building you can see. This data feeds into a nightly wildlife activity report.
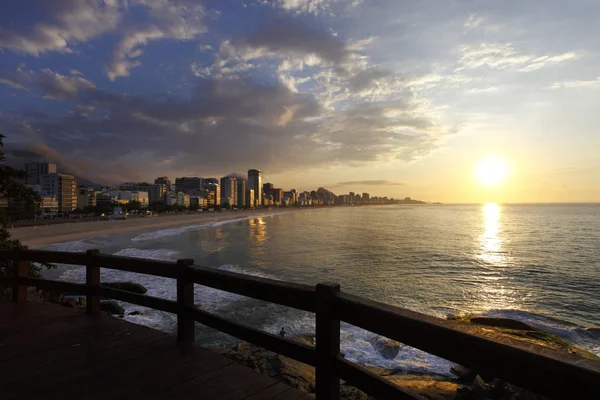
[272,188,283,205]
[205,183,220,207]
[154,176,171,185]
[248,169,262,207]
[362,193,370,203]
[283,189,297,206]
[204,178,219,186]
[236,179,247,208]
[220,176,237,207]
[246,189,255,209]
[40,174,76,212]
[25,162,57,185]
[149,184,167,204]
[175,177,204,194]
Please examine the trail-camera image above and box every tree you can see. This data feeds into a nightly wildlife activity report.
[0,134,53,297]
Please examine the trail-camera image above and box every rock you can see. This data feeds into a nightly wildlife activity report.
[585,327,600,339]
[279,355,315,394]
[102,281,148,294]
[469,317,533,331]
[451,364,477,382]
[370,336,401,360]
[100,300,125,315]
[386,375,463,400]
[340,385,371,400]
[58,296,85,309]
[128,310,143,316]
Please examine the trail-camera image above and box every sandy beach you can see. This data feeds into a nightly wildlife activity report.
[9,209,295,247]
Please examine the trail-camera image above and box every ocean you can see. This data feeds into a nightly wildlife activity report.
[42,204,600,376]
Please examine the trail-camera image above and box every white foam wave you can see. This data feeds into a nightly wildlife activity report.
[131,224,210,242]
[130,212,286,242]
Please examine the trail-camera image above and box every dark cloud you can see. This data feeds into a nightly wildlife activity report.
[2,70,448,183]
[233,17,350,65]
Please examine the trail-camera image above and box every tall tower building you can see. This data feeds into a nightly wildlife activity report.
[41,174,76,212]
[220,176,237,206]
[236,179,247,208]
[25,162,57,185]
[175,177,203,194]
[154,176,171,185]
[247,169,262,207]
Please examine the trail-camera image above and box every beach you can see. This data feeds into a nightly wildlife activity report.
[9,209,296,247]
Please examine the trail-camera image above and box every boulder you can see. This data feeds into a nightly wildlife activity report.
[370,336,401,360]
[469,317,533,331]
[386,375,462,400]
[585,327,600,339]
[450,364,477,382]
[102,282,148,294]
[100,300,125,315]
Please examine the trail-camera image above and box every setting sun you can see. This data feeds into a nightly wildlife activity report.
[475,157,509,186]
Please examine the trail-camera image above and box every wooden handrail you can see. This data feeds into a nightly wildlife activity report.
[187,265,316,312]
[335,292,600,399]
[1,248,599,400]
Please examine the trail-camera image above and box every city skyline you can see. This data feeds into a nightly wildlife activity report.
[2,1,600,203]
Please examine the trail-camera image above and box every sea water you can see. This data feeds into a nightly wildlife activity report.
[42,204,600,376]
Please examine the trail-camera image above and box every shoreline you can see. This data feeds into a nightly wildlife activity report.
[9,208,298,247]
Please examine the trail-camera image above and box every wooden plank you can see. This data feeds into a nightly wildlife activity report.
[336,292,600,399]
[244,382,293,399]
[86,249,100,314]
[315,282,341,400]
[97,286,179,313]
[337,357,423,400]
[12,246,28,303]
[18,277,88,295]
[190,306,316,366]
[0,302,311,400]
[177,258,195,342]
[94,253,178,278]
[21,249,87,265]
[187,265,316,312]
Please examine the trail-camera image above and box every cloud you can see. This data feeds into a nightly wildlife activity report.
[457,43,576,72]
[546,77,600,89]
[0,0,121,56]
[466,86,498,94]
[464,14,484,30]
[336,180,403,186]
[268,0,360,16]
[0,67,96,100]
[105,1,207,80]
[0,0,207,80]
[2,69,453,182]
[232,18,351,66]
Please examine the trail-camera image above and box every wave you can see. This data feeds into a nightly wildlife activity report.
[131,212,286,242]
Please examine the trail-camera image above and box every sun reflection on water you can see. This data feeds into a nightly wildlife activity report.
[473,203,520,312]
[479,203,503,265]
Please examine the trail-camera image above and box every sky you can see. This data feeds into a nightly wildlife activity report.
[1,0,599,203]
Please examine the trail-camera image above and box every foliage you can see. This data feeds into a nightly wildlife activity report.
[0,134,54,298]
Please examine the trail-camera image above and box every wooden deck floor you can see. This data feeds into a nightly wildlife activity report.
[0,301,311,400]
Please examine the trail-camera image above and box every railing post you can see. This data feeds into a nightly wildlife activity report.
[86,249,100,315]
[177,258,195,342]
[315,282,341,400]
[12,246,28,303]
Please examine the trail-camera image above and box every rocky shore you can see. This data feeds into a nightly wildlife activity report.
[217,315,600,400]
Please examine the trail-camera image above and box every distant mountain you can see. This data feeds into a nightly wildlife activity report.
[316,187,337,203]
[75,176,101,188]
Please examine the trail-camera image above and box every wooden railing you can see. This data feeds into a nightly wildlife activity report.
[1,247,599,399]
